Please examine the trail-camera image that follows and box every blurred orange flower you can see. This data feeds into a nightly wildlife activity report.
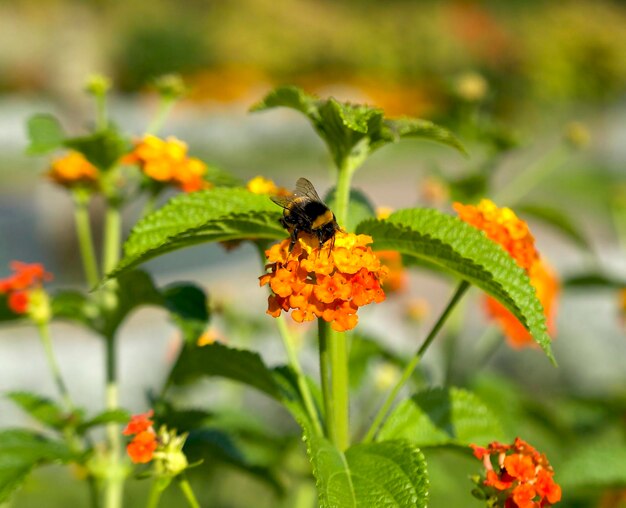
[124,134,210,192]
[376,250,407,293]
[123,410,157,464]
[122,410,154,436]
[471,437,561,507]
[0,262,52,315]
[49,151,99,188]
[454,199,559,348]
[246,176,290,196]
[260,231,387,332]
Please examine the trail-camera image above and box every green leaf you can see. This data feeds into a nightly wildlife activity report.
[516,203,591,250]
[376,387,504,447]
[6,392,73,431]
[25,114,65,155]
[162,284,209,344]
[559,440,626,489]
[51,290,98,330]
[307,437,429,508]
[64,127,129,171]
[108,188,285,279]
[0,295,22,323]
[563,271,626,289]
[77,409,131,433]
[168,342,281,399]
[0,430,73,502]
[252,86,465,171]
[356,209,555,362]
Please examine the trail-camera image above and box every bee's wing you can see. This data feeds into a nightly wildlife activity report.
[294,178,323,202]
[270,194,296,210]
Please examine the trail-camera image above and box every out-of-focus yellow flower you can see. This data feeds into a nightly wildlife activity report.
[197,328,223,346]
[420,176,449,206]
[376,250,407,293]
[124,135,211,192]
[404,298,431,323]
[373,362,401,392]
[375,206,394,220]
[49,152,99,188]
[260,231,388,332]
[246,176,290,196]
[455,72,488,102]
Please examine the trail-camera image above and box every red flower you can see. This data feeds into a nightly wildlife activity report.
[122,410,154,436]
[127,430,158,464]
[0,262,52,316]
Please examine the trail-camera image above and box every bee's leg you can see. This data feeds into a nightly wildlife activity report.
[289,228,299,252]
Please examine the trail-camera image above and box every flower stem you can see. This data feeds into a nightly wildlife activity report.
[146,479,167,508]
[333,159,354,228]
[276,315,324,436]
[102,203,122,275]
[363,280,470,443]
[146,98,175,136]
[72,192,100,288]
[104,335,123,508]
[36,321,73,410]
[177,475,201,508]
[96,94,108,131]
[319,321,350,451]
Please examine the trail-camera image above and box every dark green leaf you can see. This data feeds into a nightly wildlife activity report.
[517,203,591,250]
[377,387,504,447]
[356,209,555,362]
[168,342,281,399]
[563,271,626,289]
[162,284,209,344]
[0,430,74,502]
[64,127,129,171]
[25,114,65,155]
[0,295,22,323]
[6,392,74,431]
[108,188,284,279]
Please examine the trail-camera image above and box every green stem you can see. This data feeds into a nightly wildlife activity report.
[103,203,122,275]
[363,280,470,443]
[178,476,201,508]
[146,98,175,136]
[72,192,100,288]
[277,315,324,436]
[146,480,167,508]
[333,159,354,227]
[494,147,567,205]
[96,94,108,131]
[36,321,73,410]
[104,335,123,508]
[319,321,349,451]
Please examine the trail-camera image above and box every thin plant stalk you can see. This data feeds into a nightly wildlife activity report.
[72,192,100,288]
[146,98,176,136]
[178,476,201,508]
[36,321,73,410]
[102,204,122,275]
[363,280,470,443]
[146,480,168,508]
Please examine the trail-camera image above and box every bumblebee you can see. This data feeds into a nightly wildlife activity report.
[271,177,341,251]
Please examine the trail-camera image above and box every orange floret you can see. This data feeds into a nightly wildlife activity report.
[246,176,290,196]
[49,151,99,188]
[0,262,53,316]
[470,438,561,508]
[122,410,154,436]
[125,134,210,192]
[260,231,388,332]
[127,430,158,464]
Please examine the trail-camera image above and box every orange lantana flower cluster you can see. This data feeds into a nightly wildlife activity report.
[123,410,158,464]
[260,232,388,332]
[124,134,209,192]
[246,175,290,196]
[454,199,559,348]
[49,151,99,188]
[0,262,52,315]
[470,438,562,508]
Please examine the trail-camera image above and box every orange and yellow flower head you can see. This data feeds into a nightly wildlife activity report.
[124,134,210,192]
[123,410,157,464]
[246,176,290,197]
[49,151,99,188]
[470,438,562,508]
[0,261,52,318]
[454,199,559,348]
[260,232,388,332]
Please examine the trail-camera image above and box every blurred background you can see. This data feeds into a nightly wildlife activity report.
[0,0,625,507]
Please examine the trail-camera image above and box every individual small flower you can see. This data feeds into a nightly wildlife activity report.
[454,199,560,348]
[260,231,388,332]
[122,410,154,436]
[0,262,53,320]
[127,430,158,464]
[197,328,223,346]
[48,151,99,188]
[404,297,431,323]
[246,176,290,196]
[455,71,488,102]
[420,176,449,206]
[470,438,561,507]
[375,206,394,220]
[124,134,211,192]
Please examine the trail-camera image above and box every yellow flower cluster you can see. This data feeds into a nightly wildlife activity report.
[49,151,99,188]
[260,232,388,332]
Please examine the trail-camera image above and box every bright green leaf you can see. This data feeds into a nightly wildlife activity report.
[377,387,504,447]
[168,342,281,399]
[306,436,429,508]
[25,114,65,155]
[108,188,284,279]
[64,127,129,171]
[356,209,555,362]
[252,86,465,171]
[0,430,73,502]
